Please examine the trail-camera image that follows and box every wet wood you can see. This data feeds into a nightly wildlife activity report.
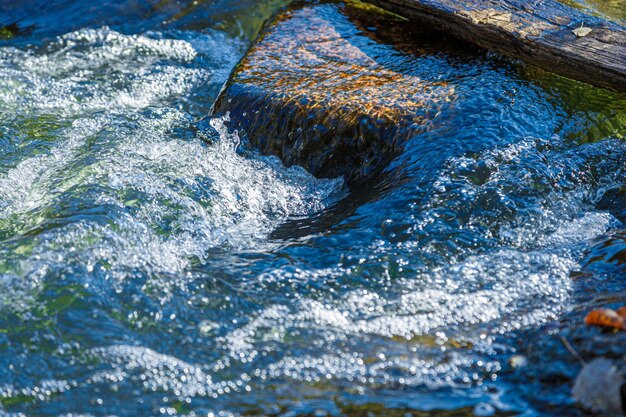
[366,0,626,92]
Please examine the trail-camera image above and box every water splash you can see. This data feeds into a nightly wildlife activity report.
[0,28,342,320]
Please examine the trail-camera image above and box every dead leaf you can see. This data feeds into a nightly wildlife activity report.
[584,308,626,331]
[573,25,593,37]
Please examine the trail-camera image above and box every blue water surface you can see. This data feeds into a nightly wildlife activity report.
[0,1,625,416]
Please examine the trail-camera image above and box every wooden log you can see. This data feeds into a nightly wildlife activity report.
[364,0,626,93]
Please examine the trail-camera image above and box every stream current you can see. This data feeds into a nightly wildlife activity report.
[0,0,625,416]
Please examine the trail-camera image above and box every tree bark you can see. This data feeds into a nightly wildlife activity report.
[366,0,626,92]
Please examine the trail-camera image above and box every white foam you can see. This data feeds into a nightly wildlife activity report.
[0,28,343,314]
[215,137,623,388]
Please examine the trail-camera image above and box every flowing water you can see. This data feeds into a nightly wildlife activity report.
[0,1,625,416]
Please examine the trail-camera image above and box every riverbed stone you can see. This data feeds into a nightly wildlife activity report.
[212,0,456,184]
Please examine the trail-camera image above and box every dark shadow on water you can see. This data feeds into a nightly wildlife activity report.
[270,160,411,240]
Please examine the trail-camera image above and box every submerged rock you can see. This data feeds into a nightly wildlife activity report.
[573,358,625,416]
[212,0,456,184]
